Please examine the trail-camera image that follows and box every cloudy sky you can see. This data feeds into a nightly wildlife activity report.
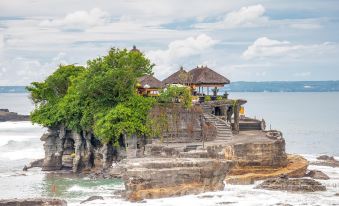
[0,0,339,85]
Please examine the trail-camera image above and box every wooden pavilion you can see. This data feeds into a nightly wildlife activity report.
[162,65,230,96]
[189,66,230,96]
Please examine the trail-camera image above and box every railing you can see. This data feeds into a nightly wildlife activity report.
[196,95,228,103]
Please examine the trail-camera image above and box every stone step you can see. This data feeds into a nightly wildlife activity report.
[218,132,232,135]
[217,134,232,137]
[218,130,232,132]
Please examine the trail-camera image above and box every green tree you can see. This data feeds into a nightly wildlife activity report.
[158,86,192,108]
[27,64,85,127]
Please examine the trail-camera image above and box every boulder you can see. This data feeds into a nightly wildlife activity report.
[306,170,330,180]
[255,177,326,192]
[80,196,104,204]
[0,198,67,206]
[122,158,234,201]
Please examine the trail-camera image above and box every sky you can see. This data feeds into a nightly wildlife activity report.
[0,0,339,85]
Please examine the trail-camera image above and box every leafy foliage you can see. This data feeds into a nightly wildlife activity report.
[94,95,156,144]
[27,64,85,127]
[158,86,192,108]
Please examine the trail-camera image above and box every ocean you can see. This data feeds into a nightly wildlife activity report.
[0,92,338,205]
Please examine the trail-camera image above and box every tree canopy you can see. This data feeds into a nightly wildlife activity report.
[28,48,155,144]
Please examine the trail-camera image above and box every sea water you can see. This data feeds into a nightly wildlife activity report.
[0,92,338,205]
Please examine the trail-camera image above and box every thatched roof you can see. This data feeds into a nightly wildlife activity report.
[162,67,190,85]
[189,66,230,85]
[137,75,162,89]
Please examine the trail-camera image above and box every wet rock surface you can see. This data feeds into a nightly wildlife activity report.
[0,198,67,206]
[23,158,44,171]
[80,196,104,204]
[306,170,330,180]
[256,176,326,192]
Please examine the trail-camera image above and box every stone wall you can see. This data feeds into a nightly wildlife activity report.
[149,104,216,143]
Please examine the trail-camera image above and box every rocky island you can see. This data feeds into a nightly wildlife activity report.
[19,47,324,203]
[0,109,29,122]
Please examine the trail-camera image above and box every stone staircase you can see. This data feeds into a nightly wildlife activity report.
[203,113,233,141]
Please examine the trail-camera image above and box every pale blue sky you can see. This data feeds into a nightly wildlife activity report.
[0,0,338,85]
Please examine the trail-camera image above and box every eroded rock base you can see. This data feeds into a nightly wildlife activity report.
[225,155,308,185]
[122,158,234,201]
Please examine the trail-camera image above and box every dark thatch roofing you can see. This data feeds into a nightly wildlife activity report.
[189,66,230,85]
[137,75,162,89]
[162,67,190,85]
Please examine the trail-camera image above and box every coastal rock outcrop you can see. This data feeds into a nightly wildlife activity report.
[255,176,326,192]
[306,170,330,180]
[23,158,44,171]
[0,198,67,206]
[224,130,287,168]
[225,155,308,185]
[0,109,29,122]
[311,155,339,167]
[122,158,234,201]
[80,196,104,204]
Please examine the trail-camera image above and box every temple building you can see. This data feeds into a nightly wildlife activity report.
[137,75,162,96]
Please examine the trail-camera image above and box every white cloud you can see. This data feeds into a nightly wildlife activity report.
[39,8,109,30]
[0,52,68,85]
[242,37,334,60]
[146,34,217,79]
[195,4,268,29]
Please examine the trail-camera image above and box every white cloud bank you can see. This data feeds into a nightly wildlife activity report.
[147,34,217,79]
[40,8,109,30]
[0,53,68,85]
[242,37,333,60]
[195,4,268,29]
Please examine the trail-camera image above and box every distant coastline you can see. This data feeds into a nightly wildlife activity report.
[2,81,339,93]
